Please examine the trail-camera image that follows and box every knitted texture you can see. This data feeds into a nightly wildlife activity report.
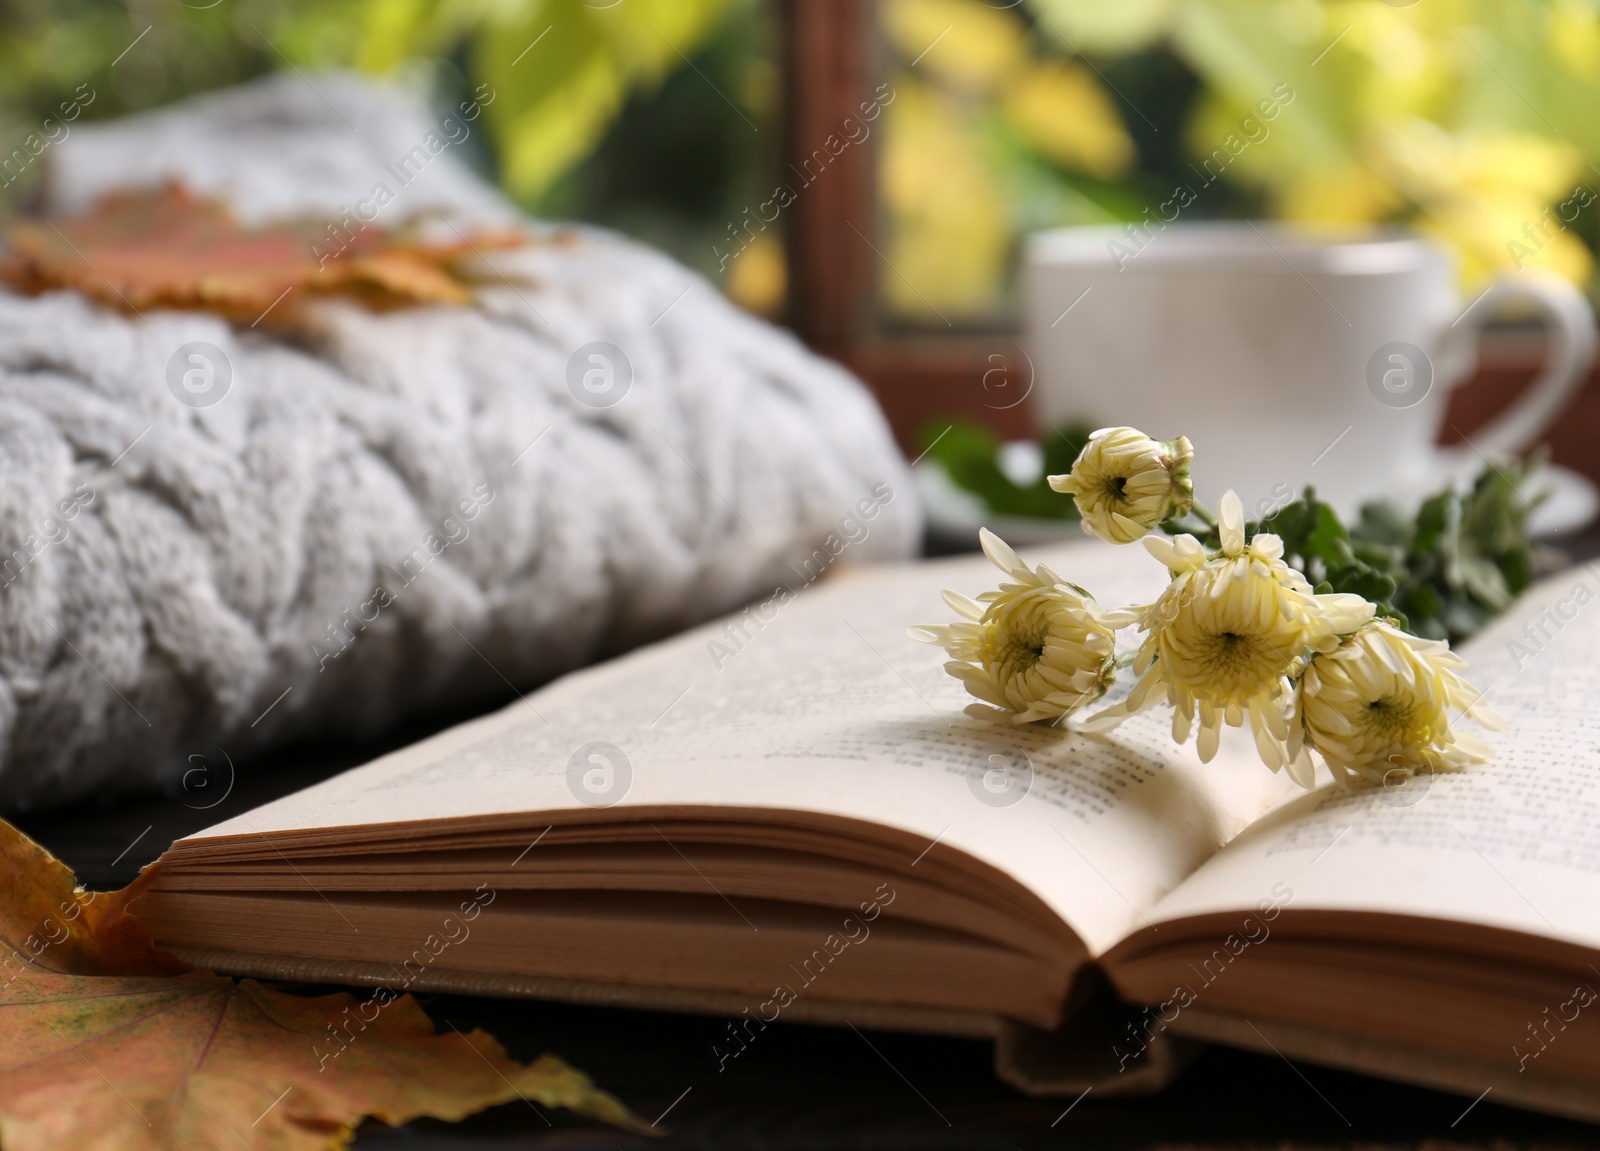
[0,73,917,809]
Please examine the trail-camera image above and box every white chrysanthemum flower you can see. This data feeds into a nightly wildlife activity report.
[1295,620,1504,789]
[1081,492,1374,781]
[910,529,1130,724]
[1048,427,1195,544]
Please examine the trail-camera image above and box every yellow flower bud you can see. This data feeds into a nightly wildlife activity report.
[1049,427,1194,544]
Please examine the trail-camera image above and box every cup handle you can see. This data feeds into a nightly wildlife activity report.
[1433,272,1597,470]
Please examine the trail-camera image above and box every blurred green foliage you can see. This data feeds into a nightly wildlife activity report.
[0,0,774,288]
[5,0,1600,324]
[881,0,1600,323]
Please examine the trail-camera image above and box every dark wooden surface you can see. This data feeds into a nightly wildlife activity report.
[351,998,1600,1149]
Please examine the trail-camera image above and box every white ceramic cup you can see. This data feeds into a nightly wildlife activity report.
[1024,223,1597,518]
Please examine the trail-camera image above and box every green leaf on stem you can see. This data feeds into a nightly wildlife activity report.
[1194,455,1549,642]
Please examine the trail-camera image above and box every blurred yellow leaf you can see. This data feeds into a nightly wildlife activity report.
[889,0,1600,312]
[476,2,625,200]
[1273,164,1403,224]
[496,65,621,201]
[288,0,737,203]
[1375,121,1579,214]
[1420,196,1594,288]
[1382,125,1591,286]
[1003,58,1135,179]
[881,0,1028,93]
[881,73,1011,316]
[726,231,786,316]
[1153,0,1600,291]
[1549,0,1600,75]
[354,0,466,73]
[1269,0,1328,48]
[1028,0,1181,55]
[1454,134,1585,204]
[1319,3,1457,129]
[466,0,729,202]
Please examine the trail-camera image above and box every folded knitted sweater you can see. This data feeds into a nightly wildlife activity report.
[0,72,917,808]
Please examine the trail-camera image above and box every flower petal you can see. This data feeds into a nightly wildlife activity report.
[1218,490,1245,555]
[978,528,1026,578]
[1284,748,1317,789]
[941,588,986,621]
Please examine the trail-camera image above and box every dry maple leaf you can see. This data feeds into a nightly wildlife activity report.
[0,818,648,1150]
[0,183,522,323]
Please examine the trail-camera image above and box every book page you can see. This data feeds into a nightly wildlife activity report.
[185,538,1300,957]
[1144,567,1600,951]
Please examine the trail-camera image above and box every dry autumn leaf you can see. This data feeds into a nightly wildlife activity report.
[0,183,522,323]
[0,818,646,1150]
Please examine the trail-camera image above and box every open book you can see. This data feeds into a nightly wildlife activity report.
[129,540,1600,1121]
